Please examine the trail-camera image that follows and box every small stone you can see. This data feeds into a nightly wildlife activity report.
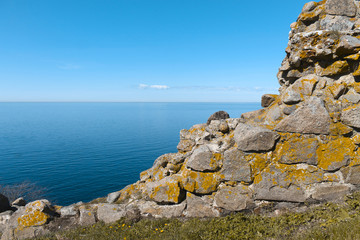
[11,197,26,207]
[261,94,277,108]
[138,200,186,218]
[17,200,56,228]
[207,111,230,125]
[185,192,220,217]
[317,138,354,171]
[97,204,126,223]
[79,207,96,226]
[342,89,360,104]
[234,123,280,152]
[219,121,229,133]
[345,165,360,184]
[146,176,184,204]
[180,168,220,194]
[320,15,355,31]
[302,1,316,13]
[220,148,251,183]
[341,105,360,128]
[177,140,195,153]
[0,210,13,232]
[106,191,121,204]
[282,90,301,104]
[278,137,319,165]
[254,184,307,203]
[325,0,357,17]
[337,36,360,56]
[186,145,220,172]
[283,105,296,115]
[329,82,347,99]
[311,184,351,201]
[60,205,78,217]
[316,61,350,76]
[214,185,254,211]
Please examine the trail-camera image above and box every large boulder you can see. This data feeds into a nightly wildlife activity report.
[275,97,331,135]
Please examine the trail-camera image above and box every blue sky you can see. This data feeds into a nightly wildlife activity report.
[0,0,310,102]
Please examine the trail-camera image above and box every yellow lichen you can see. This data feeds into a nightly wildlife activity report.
[180,168,220,194]
[317,138,355,171]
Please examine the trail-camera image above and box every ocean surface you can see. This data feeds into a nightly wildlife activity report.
[0,102,260,205]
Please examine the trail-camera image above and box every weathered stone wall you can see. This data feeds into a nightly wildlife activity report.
[3,0,360,239]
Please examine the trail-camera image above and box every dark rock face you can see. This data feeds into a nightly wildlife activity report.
[0,194,10,213]
[207,111,230,125]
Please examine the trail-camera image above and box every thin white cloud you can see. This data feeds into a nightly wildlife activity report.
[57,64,81,70]
[139,84,170,90]
[172,85,278,92]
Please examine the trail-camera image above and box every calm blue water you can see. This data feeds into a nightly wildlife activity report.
[0,102,260,205]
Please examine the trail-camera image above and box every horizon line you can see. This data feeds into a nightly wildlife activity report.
[0,101,261,103]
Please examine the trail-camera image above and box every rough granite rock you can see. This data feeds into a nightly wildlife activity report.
[186,145,221,172]
[207,111,230,125]
[184,193,220,218]
[106,191,121,204]
[220,148,251,183]
[275,97,331,134]
[325,0,357,17]
[234,123,280,152]
[261,94,277,107]
[214,185,254,211]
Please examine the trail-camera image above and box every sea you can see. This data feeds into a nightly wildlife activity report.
[0,102,260,206]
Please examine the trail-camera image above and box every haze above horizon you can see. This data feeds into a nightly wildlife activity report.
[0,0,310,102]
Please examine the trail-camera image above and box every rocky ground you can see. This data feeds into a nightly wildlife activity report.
[3,0,360,239]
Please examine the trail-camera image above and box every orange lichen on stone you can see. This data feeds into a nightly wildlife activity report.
[116,183,142,203]
[148,177,183,203]
[17,211,49,229]
[317,137,355,171]
[247,153,271,184]
[323,173,340,182]
[330,122,353,136]
[353,64,360,77]
[17,200,53,229]
[351,82,360,93]
[351,134,360,145]
[274,134,319,165]
[317,61,350,76]
[345,53,360,61]
[279,164,323,186]
[180,168,220,194]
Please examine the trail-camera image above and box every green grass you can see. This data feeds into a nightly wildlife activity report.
[32,192,360,240]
